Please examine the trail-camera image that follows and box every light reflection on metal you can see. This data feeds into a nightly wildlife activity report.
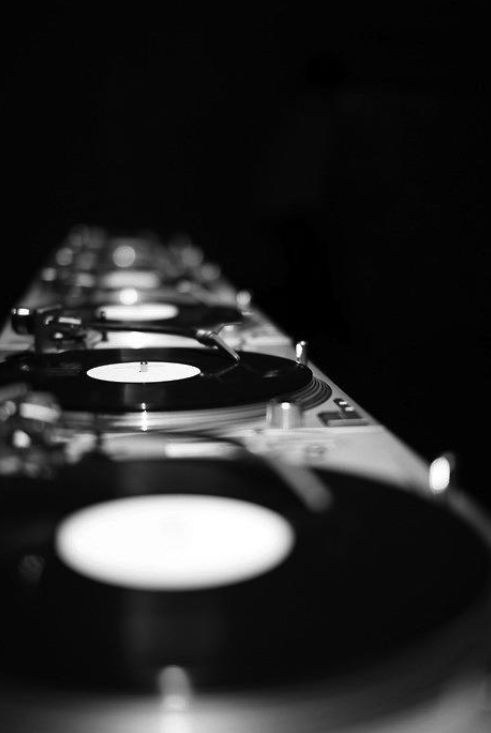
[266,400,303,429]
[295,340,308,365]
[429,454,455,494]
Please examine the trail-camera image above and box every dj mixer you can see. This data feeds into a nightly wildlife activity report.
[0,226,490,732]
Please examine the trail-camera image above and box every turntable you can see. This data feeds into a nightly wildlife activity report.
[0,344,330,432]
[1,227,491,731]
[0,228,433,486]
[1,434,490,732]
[10,297,246,350]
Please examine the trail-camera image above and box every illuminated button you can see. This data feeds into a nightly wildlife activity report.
[96,303,179,322]
[56,495,295,590]
[86,361,201,383]
[102,270,160,290]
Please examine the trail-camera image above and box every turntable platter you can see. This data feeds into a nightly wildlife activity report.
[1,457,490,719]
[0,349,329,421]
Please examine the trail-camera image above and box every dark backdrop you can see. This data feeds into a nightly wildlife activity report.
[1,4,489,497]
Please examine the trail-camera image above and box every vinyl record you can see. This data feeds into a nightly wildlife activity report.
[0,453,490,697]
[60,300,243,331]
[0,348,327,417]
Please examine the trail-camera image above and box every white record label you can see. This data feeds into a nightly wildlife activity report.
[86,361,201,383]
[94,332,200,349]
[96,303,179,322]
[56,495,295,590]
[102,270,160,290]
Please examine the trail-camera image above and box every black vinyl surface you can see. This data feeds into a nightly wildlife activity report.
[0,459,489,691]
[0,348,313,412]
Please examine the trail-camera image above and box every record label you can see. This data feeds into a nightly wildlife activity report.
[102,270,161,290]
[56,495,295,590]
[96,303,179,321]
[62,300,243,331]
[93,332,199,349]
[86,361,201,383]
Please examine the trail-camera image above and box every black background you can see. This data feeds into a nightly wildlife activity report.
[1,4,489,499]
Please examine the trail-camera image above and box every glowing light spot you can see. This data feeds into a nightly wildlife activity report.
[56,495,295,590]
[429,455,453,494]
[12,430,31,449]
[112,244,137,268]
[55,247,74,266]
[141,409,149,432]
[119,288,139,305]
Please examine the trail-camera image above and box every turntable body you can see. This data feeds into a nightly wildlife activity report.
[0,228,428,491]
[1,227,490,732]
